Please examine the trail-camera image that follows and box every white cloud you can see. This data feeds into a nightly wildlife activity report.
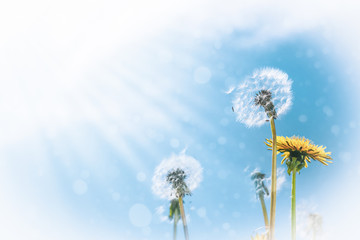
[276,167,287,192]
[0,0,359,145]
[266,167,287,197]
[155,205,169,223]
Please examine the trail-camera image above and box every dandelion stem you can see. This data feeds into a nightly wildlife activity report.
[178,196,189,240]
[260,195,269,228]
[291,168,297,240]
[313,229,316,240]
[173,217,177,240]
[269,116,277,240]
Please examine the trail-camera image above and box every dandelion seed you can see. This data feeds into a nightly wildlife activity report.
[306,213,322,240]
[166,169,191,198]
[225,86,235,94]
[254,90,277,119]
[231,67,293,127]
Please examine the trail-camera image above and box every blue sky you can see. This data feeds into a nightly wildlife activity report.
[0,1,360,240]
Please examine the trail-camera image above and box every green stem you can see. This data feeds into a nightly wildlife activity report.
[269,116,277,240]
[178,196,189,240]
[291,168,296,240]
[173,217,177,240]
[260,195,269,228]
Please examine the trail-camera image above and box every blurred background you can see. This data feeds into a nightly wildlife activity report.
[0,0,359,239]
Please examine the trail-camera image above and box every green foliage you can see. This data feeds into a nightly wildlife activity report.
[285,155,306,175]
[169,199,181,223]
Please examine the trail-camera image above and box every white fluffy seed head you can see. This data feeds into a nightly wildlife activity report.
[152,152,203,200]
[231,67,293,127]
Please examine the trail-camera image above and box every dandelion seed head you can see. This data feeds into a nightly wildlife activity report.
[296,201,322,238]
[232,67,293,127]
[166,168,191,198]
[152,153,203,200]
[307,213,322,232]
[250,169,269,198]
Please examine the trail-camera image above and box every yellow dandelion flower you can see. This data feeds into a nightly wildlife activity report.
[266,136,332,240]
[265,136,332,169]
